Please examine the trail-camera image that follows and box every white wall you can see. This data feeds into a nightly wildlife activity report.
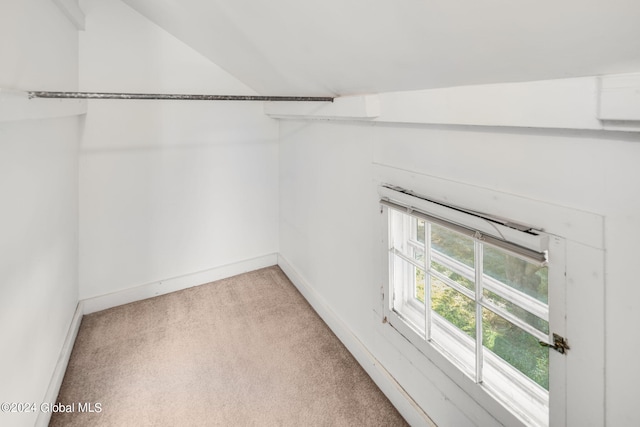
[0,1,80,426]
[279,118,640,426]
[78,0,279,299]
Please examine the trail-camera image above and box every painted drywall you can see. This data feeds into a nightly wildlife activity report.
[0,1,80,427]
[278,118,640,426]
[122,0,640,96]
[78,0,279,299]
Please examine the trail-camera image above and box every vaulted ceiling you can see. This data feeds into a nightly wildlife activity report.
[120,0,640,96]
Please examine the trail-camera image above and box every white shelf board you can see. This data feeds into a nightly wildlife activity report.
[598,73,640,121]
[376,77,603,130]
[267,74,640,133]
[265,94,379,120]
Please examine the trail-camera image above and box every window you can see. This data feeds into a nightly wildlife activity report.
[381,185,564,427]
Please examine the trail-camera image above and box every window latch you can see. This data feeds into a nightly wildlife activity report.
[539,333,570,354]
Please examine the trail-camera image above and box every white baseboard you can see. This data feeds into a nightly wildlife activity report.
[82,254,278,314]
[35,301,84,427]
[277,254,436,427]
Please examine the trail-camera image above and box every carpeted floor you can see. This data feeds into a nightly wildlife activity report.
[50,266,408,426]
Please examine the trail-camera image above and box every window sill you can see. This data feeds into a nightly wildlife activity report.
[387,312,548,427]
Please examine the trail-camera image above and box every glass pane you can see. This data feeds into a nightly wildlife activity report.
[389,210,406,252]
[431,260,474,291]
[431,224,475,269]
[482,307,549,390]
[391,255,425,336]
[483,289,549,334]
[431,277,476,339]
[416,267,425,303]
[416,218,426,244]
[412,245,425,263]
[409,217,426,262]
[431,277,476,377]
[483,246,548,304]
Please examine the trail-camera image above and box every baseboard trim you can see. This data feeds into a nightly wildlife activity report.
[35,301,84,427]
[82,254,278,314]
[277,254,436,427]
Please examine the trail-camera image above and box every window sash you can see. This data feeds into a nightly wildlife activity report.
[391,242,550,342]
[386,204,552,427]
[405,240,549,322]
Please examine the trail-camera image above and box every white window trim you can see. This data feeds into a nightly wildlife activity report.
[380,185,567,427]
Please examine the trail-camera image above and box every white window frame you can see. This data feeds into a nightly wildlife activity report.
[379,185,567,427]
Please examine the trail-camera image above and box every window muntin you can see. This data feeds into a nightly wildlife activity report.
[387,206,552,426]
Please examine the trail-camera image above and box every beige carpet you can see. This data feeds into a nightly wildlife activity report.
[50,266,408,426]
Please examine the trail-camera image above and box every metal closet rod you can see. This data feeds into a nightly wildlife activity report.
[28,91,334,102]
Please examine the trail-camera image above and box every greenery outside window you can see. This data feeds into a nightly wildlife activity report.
[382,187,562,427]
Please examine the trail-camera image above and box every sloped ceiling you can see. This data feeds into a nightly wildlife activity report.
[121,0,640,96]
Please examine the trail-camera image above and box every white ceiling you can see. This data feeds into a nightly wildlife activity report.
[120,0,640,96]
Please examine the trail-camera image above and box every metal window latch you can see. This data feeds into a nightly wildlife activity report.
[539,333,570,354]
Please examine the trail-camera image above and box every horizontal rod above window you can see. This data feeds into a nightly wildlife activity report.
[381,199,548,265]
[28,91,334,102]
